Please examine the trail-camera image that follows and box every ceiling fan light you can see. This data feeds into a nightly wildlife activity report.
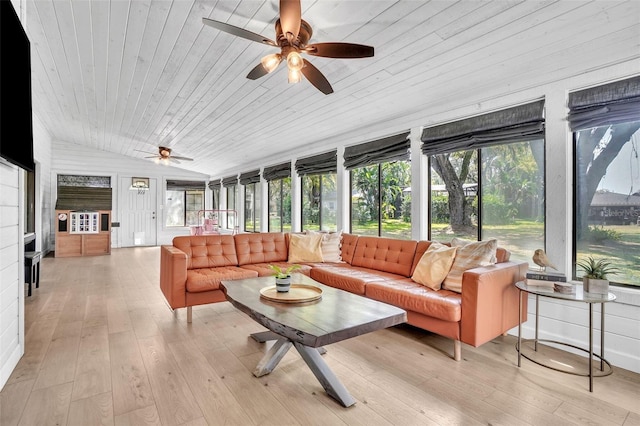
[286,51,304,71]
[260,53,282,73]
[288,68,302,84]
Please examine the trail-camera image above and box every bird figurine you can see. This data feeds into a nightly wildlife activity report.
[532,249,557,271]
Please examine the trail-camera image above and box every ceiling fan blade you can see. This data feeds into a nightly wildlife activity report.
[301,59,333,95]
[202,18,276,46]
[279,0,301,42]
[172,156,193,161]
[305,42,374,59]
[246,62,270,80]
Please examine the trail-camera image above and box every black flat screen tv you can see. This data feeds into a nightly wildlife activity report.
[0,0,35,171]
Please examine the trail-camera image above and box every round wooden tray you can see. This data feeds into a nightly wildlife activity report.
[259,284,323,303]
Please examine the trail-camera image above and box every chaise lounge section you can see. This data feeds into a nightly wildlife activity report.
[160,232,527,360]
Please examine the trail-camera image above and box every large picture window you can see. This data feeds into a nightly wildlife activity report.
[222,175,238,230]
[301,173,337,231]
[570,76,640,287]
[347,132,412,239]
[240,170,261,233]
[422,101,545,263]
[296,151,338,232]
[264,162,292,232]
[165,180,205,227]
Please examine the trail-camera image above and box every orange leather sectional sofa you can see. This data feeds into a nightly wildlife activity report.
[160,232,528,360]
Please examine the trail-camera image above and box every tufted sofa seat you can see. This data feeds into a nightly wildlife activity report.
[160,232,527,360]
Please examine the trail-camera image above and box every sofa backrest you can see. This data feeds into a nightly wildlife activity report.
[173,235,238,269]
[340,233,359,264]
[235,232,288,265]
[351,236,417,277]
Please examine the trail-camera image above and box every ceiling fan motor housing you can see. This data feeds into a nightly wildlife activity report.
[275,19,312,49]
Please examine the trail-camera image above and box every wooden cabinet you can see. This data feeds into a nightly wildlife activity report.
[55,210,111,257]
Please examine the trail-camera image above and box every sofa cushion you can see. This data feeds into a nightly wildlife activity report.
[350,236,417,277]
[239,262,312,277]
[365,279,462,322]
[340,233,358,264]
[173,235,239,269]
[310,264,405,295]
[235,232,288,265]
[443,239,498,293]
[186,267,258,293]
[288,233,324,263]
[411,242,457,290]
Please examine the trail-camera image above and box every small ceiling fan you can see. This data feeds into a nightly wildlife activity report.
[202,0,374,94]
[136,146,193,164]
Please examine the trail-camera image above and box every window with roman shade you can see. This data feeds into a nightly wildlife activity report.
[421,100,545,156]
[222,175,238,187]
[239,170,261,185]
[263,162,291,181]
[208,179,221,190]
[343,131,410,169]
[571,75,640,288]
[568,75,640,131]
[295,150,337,176]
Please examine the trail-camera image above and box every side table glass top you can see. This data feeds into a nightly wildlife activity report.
[516,281,616,303]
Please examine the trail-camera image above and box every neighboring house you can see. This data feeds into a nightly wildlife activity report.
[589,191,640,225]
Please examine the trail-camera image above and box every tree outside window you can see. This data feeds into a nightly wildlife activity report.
[574,122,640,287]
[268,177,291,232]
[302,173,337,231]
[351,161,411,239]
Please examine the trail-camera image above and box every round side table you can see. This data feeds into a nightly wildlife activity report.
[515,281,616,392]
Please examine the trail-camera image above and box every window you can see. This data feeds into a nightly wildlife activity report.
[346,132,412,239]
[24,168,35,234]
[240,170,261,233]
[226,184,237,229]
[570,76,640,287]
[165,180,205,227]
[296,151,338,232]
[301,173,337,231]
[268,177,292,232]
[351,162,411,239]
[264,162,292,232]
[422,101,545,264]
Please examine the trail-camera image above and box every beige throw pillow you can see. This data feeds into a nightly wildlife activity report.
[305,230,342,262]
[288,233,324,263]
[411,242,457,290]
[443,239,498,293]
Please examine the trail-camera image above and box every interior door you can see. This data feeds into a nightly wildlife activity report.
[118,177,157,247]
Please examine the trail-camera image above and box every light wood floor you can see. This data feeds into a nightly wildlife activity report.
[1,247,639,426]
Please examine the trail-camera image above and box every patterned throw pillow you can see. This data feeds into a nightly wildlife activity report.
[288,233,324,263]
[305,230,342,262]
[411,242,457,290]
[442,239,498,293]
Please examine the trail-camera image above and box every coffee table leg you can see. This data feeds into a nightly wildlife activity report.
[253,339,292,377]
[293,342,356,407]
[251,331,282,343]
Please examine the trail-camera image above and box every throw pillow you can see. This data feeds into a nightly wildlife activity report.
[411,242,457,290]
[305,230,342,262]
[451,237,497,263]
[443,239,498,293]
[288,233,324,263]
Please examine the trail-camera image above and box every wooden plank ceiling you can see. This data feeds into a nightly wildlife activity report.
[25,0,640,176]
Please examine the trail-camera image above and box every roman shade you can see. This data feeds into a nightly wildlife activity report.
[263,162,291,181]
[295,150,337,176]
[55,186,112,210]
[208,179,221,190]
[239,169,261,185]
[567,75,640,131]
[166,180,206,191]
[343,132,410,169]
[421,100,545,156]
[222,175,238,187]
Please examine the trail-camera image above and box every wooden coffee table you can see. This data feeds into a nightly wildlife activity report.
[220,274,407,407]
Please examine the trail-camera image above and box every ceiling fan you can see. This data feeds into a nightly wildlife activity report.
[202,0,374,94]
[136,146,193,164]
